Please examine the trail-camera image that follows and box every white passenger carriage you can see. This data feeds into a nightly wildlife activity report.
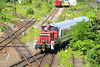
[50,16,89,44]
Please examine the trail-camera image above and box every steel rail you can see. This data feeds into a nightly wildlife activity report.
[49,8,59,21]
[6,24,42,67]
[49,54,55,67]
[0,19,36,44]
[0,20,36,51]
[22,54,47,67]
[64,8,68,20]
[11,20,24,28]
[9,52,41,67]
[0,46,29,47]
[5,26,31,67]
[41,8,59,26]
[41,8,57,26]
[4,12,27,19]
[38,53,47,67]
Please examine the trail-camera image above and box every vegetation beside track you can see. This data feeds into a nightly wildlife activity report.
[0,0,55,36]
[58,18,100,67]
[21,27,40,42]
[0,0,56,29]
[57,0,100,67]
[57,48,84,67]
[59,0,98,22]
[90,0,100,6]
[57,48,73,67]
[0,13,13,25]
[1,0,55,19]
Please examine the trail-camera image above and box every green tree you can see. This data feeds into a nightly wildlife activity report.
[26,7,34,14]
[36,2,41,8]
[1,26,5,32]
[69,21,93,46]
[27,0,32,4]
[68,20,99,54]
[49,0,52,4]
[87,45,100,66]
[0,0,5,13]
[73,39,95,55]
[10,0,17,3]
[4,0,10,2]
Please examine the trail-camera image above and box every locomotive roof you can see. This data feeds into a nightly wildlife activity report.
[50,16,89,29]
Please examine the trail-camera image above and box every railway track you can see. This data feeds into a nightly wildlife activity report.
[37,47,59,67]
[10,51,56,67]
[41,8,59,26]
[36,53,55,67]
[0,23,42,67]
[9,52,47,67]
[64,8,68,20]
[4,12,27,19]
[11,20,27,28]
[88,0,99,7]
[57,8,68,22]
[1,8,61,67]
[0,19,36,51]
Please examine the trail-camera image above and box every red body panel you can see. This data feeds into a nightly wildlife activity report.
[55,0,62,6]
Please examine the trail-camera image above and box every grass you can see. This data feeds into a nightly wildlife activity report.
[44,64,48,67]
[57,1,99,67]
[59,1,91,22]
[21,26,40,42]
[69,8,98,20]
[0,13,14,25]
[70,1,89,11]
[90,0,100,6]
[2,1,55,19]
[57,47,89,67]
[57,47,84,67]
[0,1,55,30]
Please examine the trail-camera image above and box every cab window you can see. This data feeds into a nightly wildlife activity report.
[42,27,47,31]
[57,2,59,4]
[50,27,56,31]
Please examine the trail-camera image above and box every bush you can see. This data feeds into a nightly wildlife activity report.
[36,2,41,8]
[37,18,41,22]
[26,7,34,15]
[50,21,52,24]
[87,45,100,66]
[72,39,95,55]
[0,13,11,22]
[1,14,6,20]
[57,48,73,67]
[27,0,32,4]
[1,27,5,32]
[59,16,65,22]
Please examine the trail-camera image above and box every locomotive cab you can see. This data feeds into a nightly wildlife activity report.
[35,25,58,51]
[55,0,62,7]
[63,0,70,6]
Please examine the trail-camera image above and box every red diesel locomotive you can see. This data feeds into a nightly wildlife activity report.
[35,25,57,51]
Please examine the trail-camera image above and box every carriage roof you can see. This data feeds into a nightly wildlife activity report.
[50,16,89,30]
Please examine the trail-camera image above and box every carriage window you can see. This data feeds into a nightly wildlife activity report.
[50,27,55,31]
[62,28,72,36]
